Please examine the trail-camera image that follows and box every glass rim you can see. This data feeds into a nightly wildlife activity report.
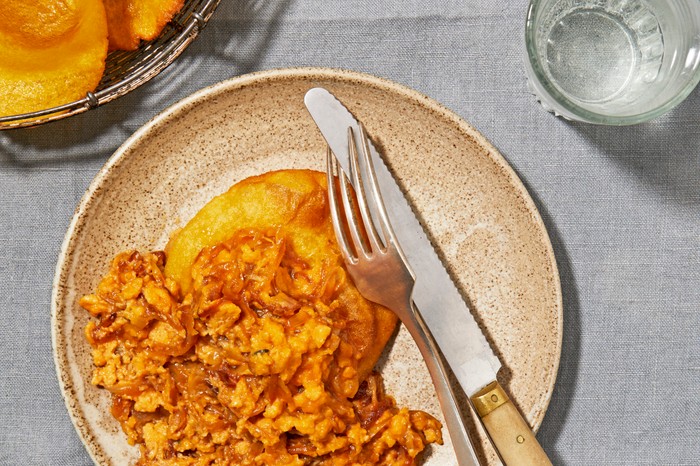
[524,1,700,125]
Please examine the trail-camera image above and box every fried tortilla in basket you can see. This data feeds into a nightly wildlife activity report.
[103,0,185,50]
[0,0,108,117]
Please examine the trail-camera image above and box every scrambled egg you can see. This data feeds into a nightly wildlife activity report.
[80,171,443,465]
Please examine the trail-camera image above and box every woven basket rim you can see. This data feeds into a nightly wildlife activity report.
[0,0,221,130]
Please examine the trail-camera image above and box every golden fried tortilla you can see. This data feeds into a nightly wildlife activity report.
[0,0,108,117]
[165,169,399,380]
[103,0,184,50]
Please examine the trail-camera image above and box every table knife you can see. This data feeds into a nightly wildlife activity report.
[304,87,552,466]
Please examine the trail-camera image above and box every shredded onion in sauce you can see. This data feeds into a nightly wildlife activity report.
[81,228,442,465]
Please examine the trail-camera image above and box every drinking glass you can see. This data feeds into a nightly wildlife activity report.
[525,0,700,124]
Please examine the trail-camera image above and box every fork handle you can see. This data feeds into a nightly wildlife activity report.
[401,300,481,466]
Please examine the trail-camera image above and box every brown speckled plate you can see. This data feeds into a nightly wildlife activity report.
[52,67,562,465]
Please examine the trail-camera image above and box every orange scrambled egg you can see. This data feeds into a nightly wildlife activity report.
[81,227,442,465]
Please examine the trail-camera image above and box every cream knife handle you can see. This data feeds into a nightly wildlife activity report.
[471,382,552,466]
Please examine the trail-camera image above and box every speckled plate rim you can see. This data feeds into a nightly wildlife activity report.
[51,66,563,464]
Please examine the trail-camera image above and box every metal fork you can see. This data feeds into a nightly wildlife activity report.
[326,126,481,465]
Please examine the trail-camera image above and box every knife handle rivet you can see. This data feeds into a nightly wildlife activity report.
[472,382,510,417]
[517,435,525,444]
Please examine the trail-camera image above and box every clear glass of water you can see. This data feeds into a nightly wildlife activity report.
[525,0,700,124]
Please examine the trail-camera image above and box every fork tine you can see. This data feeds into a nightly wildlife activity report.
[356,124,399,249]
[347,127,385,254]
[326,146,355,263]
[336,150,368,259]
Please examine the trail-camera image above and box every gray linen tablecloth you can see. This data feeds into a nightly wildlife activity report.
[1,1,698,464]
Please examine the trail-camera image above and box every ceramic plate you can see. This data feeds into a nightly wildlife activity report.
[52,67,562,465]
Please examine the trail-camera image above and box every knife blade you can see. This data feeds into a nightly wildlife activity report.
[304,87,552,466]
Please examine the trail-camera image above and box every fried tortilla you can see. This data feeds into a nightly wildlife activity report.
[0,0,108,117]
[165,169,398,379]
[103,0,184,50]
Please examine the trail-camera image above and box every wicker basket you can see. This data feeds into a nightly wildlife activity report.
[0,0,221,130]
